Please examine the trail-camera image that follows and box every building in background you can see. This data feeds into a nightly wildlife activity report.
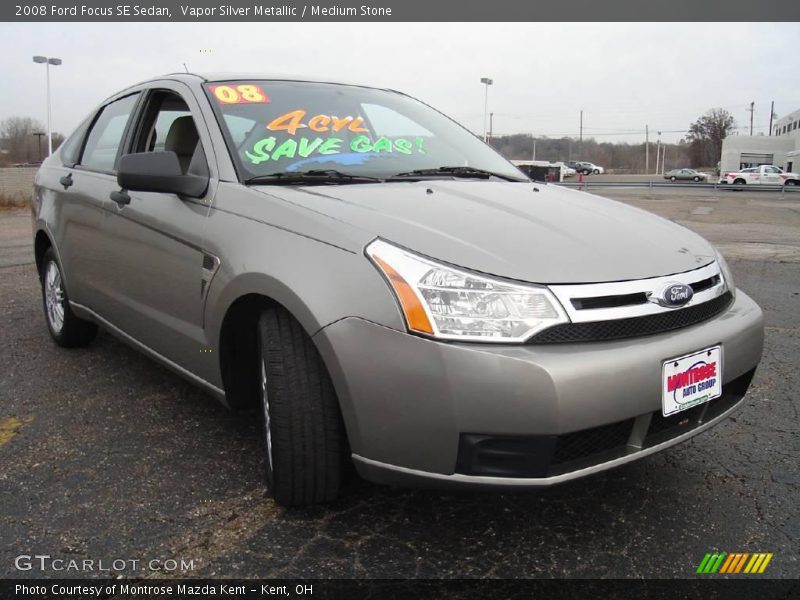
[720,108,800,173]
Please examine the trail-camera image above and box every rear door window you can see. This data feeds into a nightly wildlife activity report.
[80,93,140,172]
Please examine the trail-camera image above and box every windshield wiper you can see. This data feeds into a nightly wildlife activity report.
[389,166,526,182]
[244,169,384,185]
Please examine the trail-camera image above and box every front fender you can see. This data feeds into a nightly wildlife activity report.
[202,213,406,389]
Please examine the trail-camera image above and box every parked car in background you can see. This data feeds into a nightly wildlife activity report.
[564,160,587,175]
[719,165,799,186]
[583,162,605,175]
[665,168,708,182]
[565,161,602,175]
[33,72,764,506]
[511,160,564,182]
[560,163,577,177]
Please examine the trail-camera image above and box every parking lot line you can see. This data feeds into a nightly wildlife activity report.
[0,416,30,447]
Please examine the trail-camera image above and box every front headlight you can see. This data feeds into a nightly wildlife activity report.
[714,246,736,298]
[366,239,569,342]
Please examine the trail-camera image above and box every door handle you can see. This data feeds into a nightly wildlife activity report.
[110,189,131,207]
[59,173,73,189]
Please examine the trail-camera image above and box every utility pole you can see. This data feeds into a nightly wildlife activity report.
[34,132,45,161]
[531,135,536,161]
[579,110,583,143]
[489,112,493,142]
[747,101,754,136]
[655,131,661,175]
[645,125,649,174]
[769,100,775,136]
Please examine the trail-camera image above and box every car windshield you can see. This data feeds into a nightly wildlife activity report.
[204,80,526,182]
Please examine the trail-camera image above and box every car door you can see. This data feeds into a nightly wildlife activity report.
[762,166,782,185]
[98,82,218,372]
[47,93,142,309]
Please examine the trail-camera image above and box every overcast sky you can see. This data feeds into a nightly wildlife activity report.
[1,22,798,144]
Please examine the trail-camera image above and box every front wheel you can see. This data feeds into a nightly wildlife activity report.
[257,305,345,507]
[670,176,677,181]
[40,248,97,347]
[693,176,701,182]
[593,169,600,175]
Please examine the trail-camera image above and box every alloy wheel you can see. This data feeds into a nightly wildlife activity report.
[44,261,65,334]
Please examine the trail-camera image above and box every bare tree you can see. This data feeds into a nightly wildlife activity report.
[0,116,63,164]
[686,109,736,168]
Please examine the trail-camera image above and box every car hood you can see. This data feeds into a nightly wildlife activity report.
[253,180,715,284]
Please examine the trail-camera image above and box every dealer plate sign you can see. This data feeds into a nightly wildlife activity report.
[662,346,722,417]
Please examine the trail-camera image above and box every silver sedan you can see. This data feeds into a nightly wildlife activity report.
[665,168,708,182]
[32,73,763,506]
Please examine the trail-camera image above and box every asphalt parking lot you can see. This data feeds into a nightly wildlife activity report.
[1,187,798,579]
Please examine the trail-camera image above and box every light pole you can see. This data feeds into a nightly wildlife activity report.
[480,77,493,142]
[33,55,62,156]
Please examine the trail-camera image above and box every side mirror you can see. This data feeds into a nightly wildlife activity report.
[117,151,208,198]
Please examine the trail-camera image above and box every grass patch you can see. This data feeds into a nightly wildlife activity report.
[0,191,30,209]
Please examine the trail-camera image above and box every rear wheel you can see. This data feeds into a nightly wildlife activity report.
[786,180,798,186]
[734,178,746,185]
[257,305,344,507]
[670,176,677,181]
[40,248,97,347]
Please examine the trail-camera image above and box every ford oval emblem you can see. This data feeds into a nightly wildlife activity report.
[654,283,694,308]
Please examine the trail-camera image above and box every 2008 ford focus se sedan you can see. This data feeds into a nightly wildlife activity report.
[32,73,764,507]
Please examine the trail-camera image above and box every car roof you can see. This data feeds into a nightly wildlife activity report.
[142,71,391,90]
[104,71,399,106]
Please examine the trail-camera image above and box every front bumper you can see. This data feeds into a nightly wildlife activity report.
[313,290,764,489]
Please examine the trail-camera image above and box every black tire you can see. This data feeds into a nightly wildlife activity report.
[593,169,600,175]
[582,169,591,176]
[785,180,798,186]
[734,178,746,185]
[670,176,677,181]
[693,176,701,182]
[257,305,344,507]
[40,247,97,347]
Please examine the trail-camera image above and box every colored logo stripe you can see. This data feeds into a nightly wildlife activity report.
[720,553,749,573]
[697,552,726,574]
[745,553,773,574]
[697,552,773,574]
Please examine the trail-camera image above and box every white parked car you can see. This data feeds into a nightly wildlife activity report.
[584,162,605,175]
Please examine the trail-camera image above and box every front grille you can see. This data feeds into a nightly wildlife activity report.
[572,292,648,310]
[529,292,733,344]
[551,419,634,466]
[646,404,707,439]
[690,275,720,294]
[454,369,755,479]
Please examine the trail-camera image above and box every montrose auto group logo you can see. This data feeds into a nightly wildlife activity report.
[666,359,718,406]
